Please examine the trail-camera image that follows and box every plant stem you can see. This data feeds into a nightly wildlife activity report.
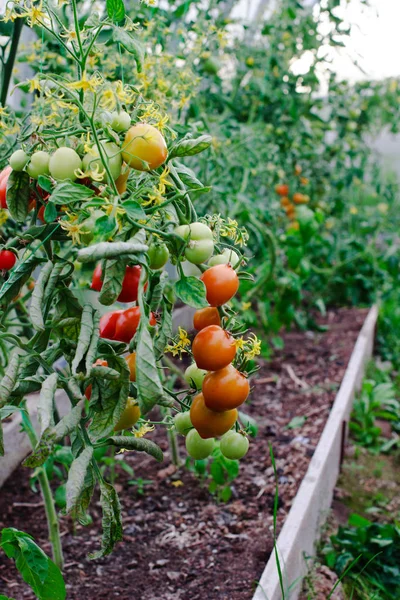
[162,406,181,467]
[1,18,23,106]
[21,410,64,569]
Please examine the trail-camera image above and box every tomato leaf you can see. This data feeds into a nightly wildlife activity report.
[6,170,30,222]
[65,447,94,514]
[88,355,130,440]
[98,259,126,305]
[106,0,125,22]
[71,304,94,375]
[174,161,209,191]
[0,254,42,306]
[169,135,212,159]
[175,276,208,309]
[107,436,164,462]
[0,351,20,408]
[49,181,94,205]
[0,528,66,600]
[77,239,148,263]
[112,27,144,73]
[29,261,53,331]
[38,373,58,436]
[89,480,122,559]
[136,322,165,414]
[37,175,53,193]
[122,199,146,221]
[43,202,57,223]
[154,300,173,360]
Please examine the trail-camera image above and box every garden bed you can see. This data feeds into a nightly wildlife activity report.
[0,307,369,600]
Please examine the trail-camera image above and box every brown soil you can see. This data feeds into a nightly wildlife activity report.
[0,308,368,600]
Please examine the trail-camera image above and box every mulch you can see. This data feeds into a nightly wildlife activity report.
[0,307,368,600]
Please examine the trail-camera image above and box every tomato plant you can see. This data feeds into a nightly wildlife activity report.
[0,250,16,271]
[220,431,249,460]
[92,264,143,303]
[193,306,221,330]
[190,393,238,439]
[200,264,239,307]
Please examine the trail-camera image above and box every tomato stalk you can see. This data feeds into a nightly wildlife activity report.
[0,18,23,107]
[21,410,64,569]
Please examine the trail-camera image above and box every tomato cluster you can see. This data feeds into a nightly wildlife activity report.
[174,260,250,461]
[99,306,156,343]
[275,168,310,229]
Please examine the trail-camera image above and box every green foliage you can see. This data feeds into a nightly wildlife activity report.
[350,364,400,452]
[0,528,66,600]
[323,515,400,600]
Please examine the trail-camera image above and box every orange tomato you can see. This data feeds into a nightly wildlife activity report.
[193,307,221,331]
[192,325,236,371]
[190,393,238,439]
[275,184,289,196]
[114,398,141,431]
[280,196,291,208]
[202,365,250,412]
[122,124,167,171]
[115,164,130,194]
[293,193,310,205]
[200,264,239,307]
[126,352,136,382]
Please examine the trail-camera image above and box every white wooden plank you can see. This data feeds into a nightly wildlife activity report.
[253,306,378,600]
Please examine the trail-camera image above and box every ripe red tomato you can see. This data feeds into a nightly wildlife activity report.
[37,205,46,222]
[99,310,122,339]
[0,250,17,271]
[200,264,239,307]
[0,166,12,209]
[190,393,238,439]
[202,364,250,412]
[91,264,143,303]
[193,306,221,330]
[275,184,289,196]
[85,359,108,400]
[192,325,236,371]
[100,307,156,343]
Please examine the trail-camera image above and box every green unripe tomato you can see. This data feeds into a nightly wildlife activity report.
[208,248,240,267]
[184,363,207,389]
[182,261,201,278]
[49,147,82,181]
[10,149,29,171]
[220,431,249,460]
[26,151,50,179]
[175,222,214,265]
[148,242,170,270]
[174,412,193,436]
[110,110,131,132]
[186,429,215,460]
[82,142,122,182]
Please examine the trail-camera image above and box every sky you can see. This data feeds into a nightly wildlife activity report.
[231,0,400,83]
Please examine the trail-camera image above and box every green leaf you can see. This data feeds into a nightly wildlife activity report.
[175,276,208,308]
[66,447,94,514]
[29,261,53,331]
[85,311,100,372]
[89,480,122,559]
[98,259,126,305]
[88,355,130,439]
[107,436,163,462]
[49,181,94,206]
[6,171,30,222]
[112,27,144,73]
[121,199,146,221]
[0,254,42,306]
[38,373,58,436]
[43,202,57,223]
[285,415,307,430]
[154,301,173,360]
[173,162,206,190]
[37,175,53,193]
[0,528,66,600]
[136,322,164,414]
[106,0,125,22]
[72,304,94,375]
[77,239,148,263]
[0,351,20,408]
[169,135,212,159]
